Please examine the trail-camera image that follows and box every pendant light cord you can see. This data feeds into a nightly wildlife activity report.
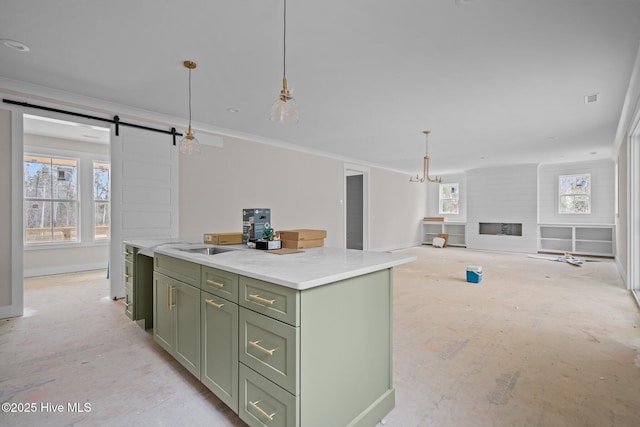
[283,0,287,80]
[188,68,192,125]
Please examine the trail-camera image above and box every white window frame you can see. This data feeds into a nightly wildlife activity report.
[559,173,591,214]
[23,153,80,245]
[439,182,459,214]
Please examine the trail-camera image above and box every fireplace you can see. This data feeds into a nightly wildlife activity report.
[479,222,522,236]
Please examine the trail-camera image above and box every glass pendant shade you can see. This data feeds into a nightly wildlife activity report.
[179,124,200,154]
[271,82,299,123]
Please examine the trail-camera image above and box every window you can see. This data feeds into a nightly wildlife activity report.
[93,161,111,240]
[439,183,459,214]
[24,155,79,243]
[559,174,590,214]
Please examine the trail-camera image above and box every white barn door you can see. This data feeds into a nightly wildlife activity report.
[109,126,178,299]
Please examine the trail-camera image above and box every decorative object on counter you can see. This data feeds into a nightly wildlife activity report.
[410,130,441,183]
[262,225,275,241]
[179,60,200,155]
[255,239,282,250]
[270,0,299,124]
[242,208,271,243]
[203,232,243,245]
[278,229,326,249]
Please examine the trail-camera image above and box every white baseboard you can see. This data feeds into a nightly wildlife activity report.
[24,262,108,278]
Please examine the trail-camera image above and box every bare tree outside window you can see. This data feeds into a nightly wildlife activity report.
[559,174,591,214]
[24,155,79,243]
[93,161,110,240]
[439,183,459,214]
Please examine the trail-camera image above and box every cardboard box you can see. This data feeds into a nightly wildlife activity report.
[242,208,271,243]
[255,240,282,250]
[437,233,449,247]
[281,239,324,249]
[278,229,327,241]
[203,232,243,245]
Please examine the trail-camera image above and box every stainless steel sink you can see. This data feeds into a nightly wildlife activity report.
[178,247,233,255]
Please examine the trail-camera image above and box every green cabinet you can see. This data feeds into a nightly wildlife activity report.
[153,253,396,426]
[238,269,394,427]
[153,271,201,378]
[123,244,154,329]
[201,290,239,412]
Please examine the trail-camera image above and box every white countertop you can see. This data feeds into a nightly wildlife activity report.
[123,237,203,256]
[152,243,416,290]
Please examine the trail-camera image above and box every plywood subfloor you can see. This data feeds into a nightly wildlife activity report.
[1,246,639,426]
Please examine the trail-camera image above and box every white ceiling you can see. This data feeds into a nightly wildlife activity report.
[2,0,640,175]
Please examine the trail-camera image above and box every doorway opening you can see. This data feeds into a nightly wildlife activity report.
[22,113,111,278]
[344,164,369,250]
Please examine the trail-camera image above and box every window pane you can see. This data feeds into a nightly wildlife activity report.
[52,159,77,200]
[24,200,53,243]
[95,202,110,240]
[93,162,110,240]
[52,201,78,241]
[93,162,110,201]
[24,156,51,198]
[560,195,590,214]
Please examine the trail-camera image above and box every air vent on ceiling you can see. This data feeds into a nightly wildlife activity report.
[584,93,599,104]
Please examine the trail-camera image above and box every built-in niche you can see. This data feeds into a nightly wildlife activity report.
[479,222,523,236]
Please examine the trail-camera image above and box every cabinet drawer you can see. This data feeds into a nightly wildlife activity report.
[124,244,136,262]
[155,254,201,288]
[240,277,299,326]
[239,364,298,427]
[202,266,238,302]
[240,307,299,395]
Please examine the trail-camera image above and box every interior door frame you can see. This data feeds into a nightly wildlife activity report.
[344,163,370,250]
[628,109,640,303]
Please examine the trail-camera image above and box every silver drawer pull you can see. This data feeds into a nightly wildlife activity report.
[249,400,276,421]
[206,279,225,288]
[248,294,275,305]
[248,340,276,356]
[205,299,224,309]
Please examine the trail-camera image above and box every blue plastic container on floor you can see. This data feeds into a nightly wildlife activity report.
[466,265,483,283]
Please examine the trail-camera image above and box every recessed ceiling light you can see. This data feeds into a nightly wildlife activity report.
[227,107,240,113]
[590,151,597,155]
[1,39,30,52]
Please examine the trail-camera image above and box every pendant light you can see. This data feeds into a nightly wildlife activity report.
[179,60,200,154]
[410,130,441,183]
[270,0,299,124]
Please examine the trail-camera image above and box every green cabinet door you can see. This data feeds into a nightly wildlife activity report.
[174,280,201,378]
[153,272,174,354]
[201,292,239,413]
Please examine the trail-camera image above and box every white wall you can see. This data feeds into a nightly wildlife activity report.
[466,164,538,253]
[538,159,615,225]
[0,110,13,307]
[23,134,110,277]
[179,136,425,251]
[370,167,427,251]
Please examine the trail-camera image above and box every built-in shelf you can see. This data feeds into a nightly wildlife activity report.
[422,221,466,247]
[538,224,614,257]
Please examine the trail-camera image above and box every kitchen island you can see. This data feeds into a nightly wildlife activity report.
[136,241,414,427]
